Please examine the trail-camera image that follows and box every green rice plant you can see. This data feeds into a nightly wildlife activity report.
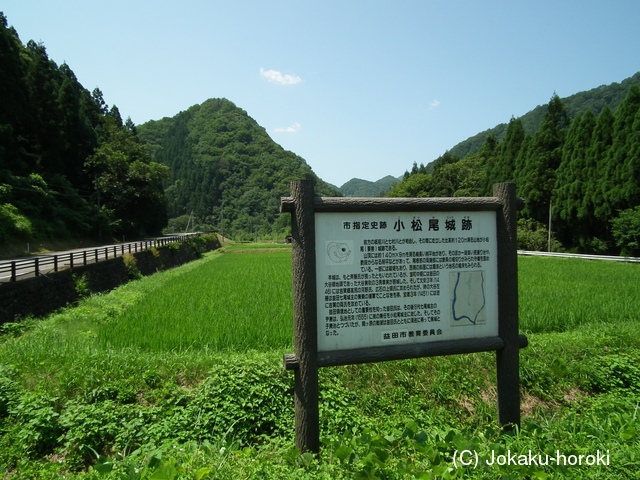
[219,243,292,254]
[96,251,293,353]
[518,256,640,333]
[0,253,233,395]
[1,251,639,478]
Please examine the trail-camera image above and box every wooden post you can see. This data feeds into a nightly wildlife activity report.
[494,183,521,428]
[289,180,320,453]
[282,182,524,448]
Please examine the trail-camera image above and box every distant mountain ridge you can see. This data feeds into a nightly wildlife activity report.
[338,175,401,197]
[337,74,640,194]
[387,72,640,255]
[444,71,640,163]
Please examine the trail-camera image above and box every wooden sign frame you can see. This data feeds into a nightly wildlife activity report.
[281,180,527,453]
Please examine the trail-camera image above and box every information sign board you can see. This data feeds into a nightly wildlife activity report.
[315,211,498,352]
[281,181,526,453]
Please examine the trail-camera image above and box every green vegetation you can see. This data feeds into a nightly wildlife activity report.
[610,205,640,256]
[390,77,640,255]
[136,99,339,241]
[518,256,639,333]
[1,11,639,474]
[5,6,640,251]
[97,249,292,353]
[338,175,400,197]
[0,13,168,246]
[0,250,637,478]
[445,71,640,161]
[2,11,340,247]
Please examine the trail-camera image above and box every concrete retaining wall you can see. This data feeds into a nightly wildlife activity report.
[0,237,220,323]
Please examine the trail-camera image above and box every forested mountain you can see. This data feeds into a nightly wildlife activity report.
[137,99,340,239]
[389,80,640,256]
[445,72,640,162]
[0,13,167,247]
[4,8,638,251]
[338,175,400,197]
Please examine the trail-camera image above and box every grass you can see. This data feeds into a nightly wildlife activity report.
[0,247,293,398]
[0,249,638,478]
[518,256,640,333]
[97,249,292,353]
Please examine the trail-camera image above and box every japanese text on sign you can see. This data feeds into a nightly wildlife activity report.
[315,211,499,352]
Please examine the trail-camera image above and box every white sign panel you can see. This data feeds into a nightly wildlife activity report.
[315,211,499,352]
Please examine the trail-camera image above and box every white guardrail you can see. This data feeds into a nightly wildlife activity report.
[518,250,640,263]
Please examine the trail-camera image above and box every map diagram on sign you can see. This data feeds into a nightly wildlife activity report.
[450,271,486,326]
[326,241,353,264]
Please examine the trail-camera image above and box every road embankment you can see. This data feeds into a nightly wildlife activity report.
[0,235,220,323]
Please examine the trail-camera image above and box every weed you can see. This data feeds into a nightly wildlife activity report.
[0,366,19,417]
[0,321,27,338]
[122,253,142,280]
[588,352,640,394]
[10,393,63,456]
[0,252,638,478]
[73,273,91,299]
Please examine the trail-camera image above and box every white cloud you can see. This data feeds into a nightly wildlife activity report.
[260,68,302,86]
[429,100,441,109]
[274,122,301,133]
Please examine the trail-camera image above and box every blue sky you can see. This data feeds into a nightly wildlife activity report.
[3,1,639,187]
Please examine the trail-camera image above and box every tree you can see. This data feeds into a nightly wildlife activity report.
[91,88,109,115]
[478,134,498,194]
[518,94,570,222]
[85,117,169,237]
[610,206,640,256]
[386,173,433,198]
[497,117,526,184]
[622,101,640,206]
[554,110,596,247]
[387,152,484,199]
[430,154,486,197]
[601,85,640,214]
[584,105,615,234]
[0,12,29,172]
[0,13,170,244]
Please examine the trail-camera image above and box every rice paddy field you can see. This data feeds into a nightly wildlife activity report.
[0,245,638,479]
